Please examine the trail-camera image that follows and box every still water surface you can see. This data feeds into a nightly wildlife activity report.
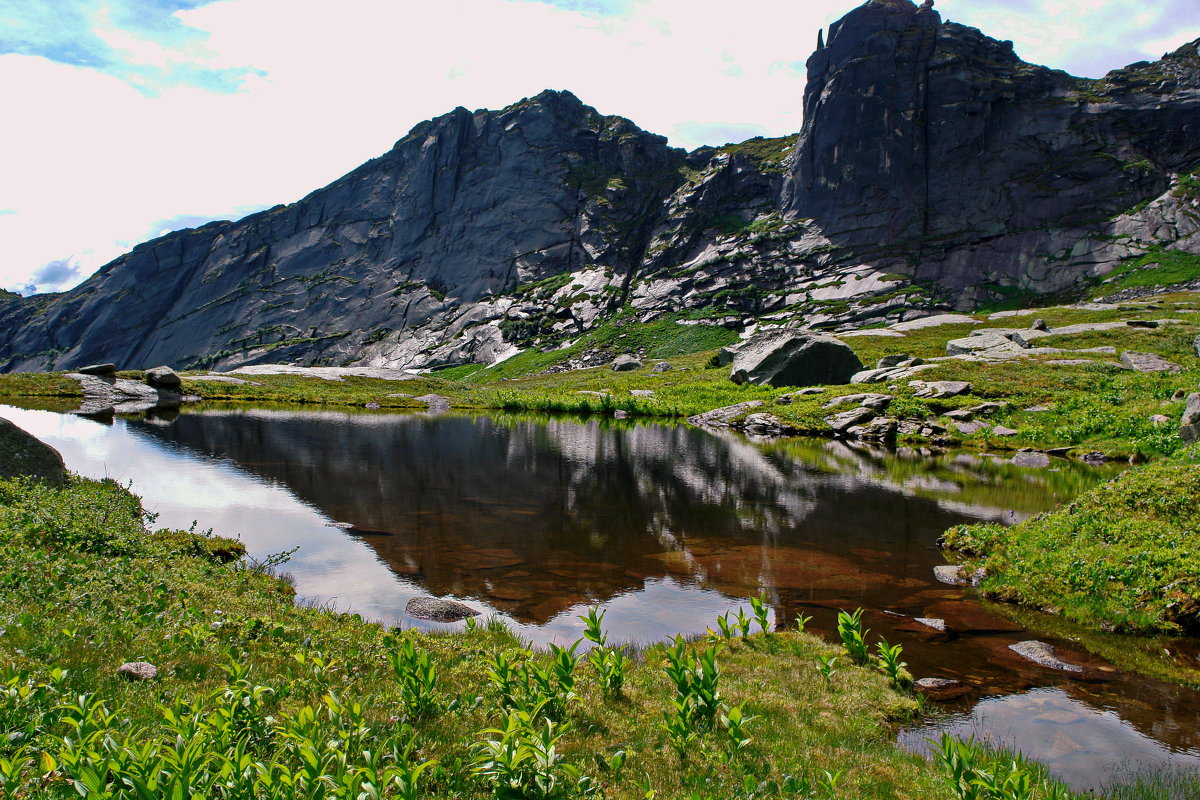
[4,403,1198,791]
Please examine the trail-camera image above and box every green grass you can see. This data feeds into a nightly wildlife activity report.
[1094,249,1200,297]
[0,472,1090,799]
[942,445,1200,637]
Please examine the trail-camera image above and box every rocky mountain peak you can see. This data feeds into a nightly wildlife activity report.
[0,2,1198,373]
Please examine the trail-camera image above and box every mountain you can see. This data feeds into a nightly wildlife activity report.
[2,0,1199,373]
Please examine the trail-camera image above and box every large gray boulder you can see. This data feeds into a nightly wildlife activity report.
[0,417,67,485]
[144,365,182,389]
[722,332,862,388]
[1181,393,1200,443]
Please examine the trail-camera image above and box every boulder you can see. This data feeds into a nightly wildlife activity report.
[741,413,790,436]
[78,363,117,376]
[1031,319,1048,331]
[145,365,182,389]
[1150,414,1172,426]
[652,361,673,373]
[850,363,937,384]
[117,662,158,681]
[611,354,642,371]
[912,380,972,399]
[723,332,862,388]
[0,417,67,485]
[876,353,923,369]
[822,393,894,411]
[688,400,765,428]
[405,596,480,622]
[946,333,1023,358]
[825,406,876,433]
[1119,351,1182,373]
[1180,393,1200,443]
[847,416,897,443]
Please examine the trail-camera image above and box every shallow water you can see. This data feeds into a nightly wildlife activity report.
[3,402,1198,790]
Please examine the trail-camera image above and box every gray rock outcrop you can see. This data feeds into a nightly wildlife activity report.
[724,331,863,387]
[1119,351,1183,373]
[0,417,67,484]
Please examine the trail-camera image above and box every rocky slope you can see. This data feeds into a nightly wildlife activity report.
[2,0,1199,373]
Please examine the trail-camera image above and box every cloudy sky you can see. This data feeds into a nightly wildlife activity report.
[2,0,1199,296]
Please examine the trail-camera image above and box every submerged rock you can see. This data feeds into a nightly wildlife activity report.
[1007,640,1083,673]
[914,677,972,701]
[0,417,67,485]
[405,596,480,622]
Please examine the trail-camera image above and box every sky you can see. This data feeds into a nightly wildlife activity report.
[2,0,1199,296]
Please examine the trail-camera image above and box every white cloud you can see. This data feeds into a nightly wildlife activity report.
[1,0,1197,295]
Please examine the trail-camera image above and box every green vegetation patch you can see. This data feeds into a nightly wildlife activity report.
[1096,249,1200,296]
[719,135,799,174]
[943,445,1200,636]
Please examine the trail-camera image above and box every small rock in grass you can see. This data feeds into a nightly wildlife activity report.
[1031,319,1048,331]
[914,677,972,701]
[1150,414,1171,425]
[405,596,480,622]
[630,389,655,397]
[991,425,1018,436]
[117,662,158,681]
[652,361,672,373]
[1126,319,1158,329]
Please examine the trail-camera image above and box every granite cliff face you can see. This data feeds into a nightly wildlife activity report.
[2,0,1199,373]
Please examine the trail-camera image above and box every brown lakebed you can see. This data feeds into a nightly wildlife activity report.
[3,402,1197,791]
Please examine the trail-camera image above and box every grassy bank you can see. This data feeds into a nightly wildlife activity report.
[942,445,1200,641]
[0,472,1087,799]
[3,297,1199,460]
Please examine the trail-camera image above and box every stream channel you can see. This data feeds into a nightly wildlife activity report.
[4,402,1199,792]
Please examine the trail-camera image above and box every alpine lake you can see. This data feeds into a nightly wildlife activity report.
[4,401,1198,792]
